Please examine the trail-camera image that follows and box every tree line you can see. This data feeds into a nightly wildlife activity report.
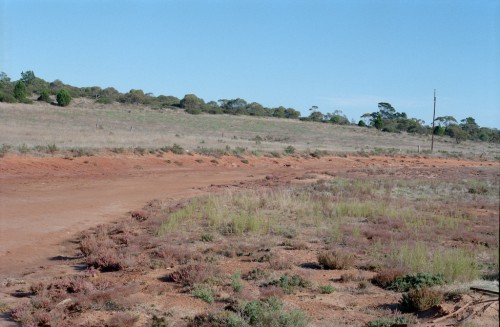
[1,71,498,143]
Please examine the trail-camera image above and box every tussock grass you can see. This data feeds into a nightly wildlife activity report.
[155,176,497,284]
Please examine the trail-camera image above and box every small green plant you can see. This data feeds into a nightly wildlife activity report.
[231,272,244,293]
[284,145,295,155]
[170,143,185,155]
[17,143,30,154]
[400,286,443,312]
[241,298,308,327]
[192,284,214,303]
[46,143,58,154]
[241,159,249,164]
[56,89,72,107]
[319,285,335,294]
[367,316,415,327]
[269,274,311,294]
[151,315,170,327]
[387,272,445,292]
[200,233,214,242]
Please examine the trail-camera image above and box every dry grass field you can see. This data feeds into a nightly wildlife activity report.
[1,99,498,159]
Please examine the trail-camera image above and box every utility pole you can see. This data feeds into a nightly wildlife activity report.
[431,89,436,152]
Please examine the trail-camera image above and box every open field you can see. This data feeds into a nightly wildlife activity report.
[1,99,499,159]
[0,152,498,326]
[1,100,499,326]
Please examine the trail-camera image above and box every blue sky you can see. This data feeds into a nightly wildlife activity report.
[1,0,499,127]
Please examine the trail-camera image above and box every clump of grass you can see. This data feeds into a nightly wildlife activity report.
[319,285,335,294]
[192,284,214,303]
[269,274,311,294]
[389,243,480,283]
[367,316,415,327]
[400,286,443,312]
[268,254,293,270]
[318,250,355,270]
[231,272,244,293]
[283,145,295,155]
[133,146,146,155]
[200,233,214,242]
[240,298,308,327]
[168,263,220,287]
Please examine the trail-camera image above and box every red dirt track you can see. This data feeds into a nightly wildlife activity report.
[0,153,497,277]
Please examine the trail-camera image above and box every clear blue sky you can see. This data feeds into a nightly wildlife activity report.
[1,0,499,128]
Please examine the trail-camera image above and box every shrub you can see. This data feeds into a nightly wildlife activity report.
[192,284,214,303]
[13,81,27,101]
[200,233,214,242]
[400,286,443,312]
[38,90,51,102]
[188,311,242,327]
[367,316,415,327]
[387,272,445,292]
[318,250,355,270]
[283,145,295,155]
[170,143,185,155]
[56,89,72,106]
[371,268,406,288]
[0,91,17,103]
[96,97,113,104]
[269,274,311,294]
[169,264,219,287]
[268,254,293,270]
[319,285,335,294]
[231,272,244,293]
[241,298,308,327]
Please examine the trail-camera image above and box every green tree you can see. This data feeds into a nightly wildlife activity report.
[273,106,287,118]
[56,89,72,107]
[13,81,27,101]
[373,113,384,130]
[20,70,36,85]
[38,90,51,102]
[284,108,301,119]
[180,94,205,110]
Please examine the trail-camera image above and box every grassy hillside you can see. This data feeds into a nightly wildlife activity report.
[1,99,498,159]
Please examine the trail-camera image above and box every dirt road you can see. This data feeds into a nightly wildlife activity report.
[0,153,496,277]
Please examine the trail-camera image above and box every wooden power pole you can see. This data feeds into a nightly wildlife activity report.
[431,89,436,152]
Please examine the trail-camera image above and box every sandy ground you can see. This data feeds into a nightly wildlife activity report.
[1,153,496,277]
[0,153,498,326]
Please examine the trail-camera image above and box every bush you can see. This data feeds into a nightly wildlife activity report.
[241,298,308,327]
[56,89,72,106]
[0,91,17,103]
[269,274,311,294]
[13,81,27,101]
[400,287,443,312]
[38,90,51,102]
[318,250,355,270]
[371,268,406,288]
[96,97,113,104]
[192,285,214,303]
[319,285,335,294]
[367,316,415,327]
[283,145,295,155]
[170,144,185,155]
[231,272,244,293]
[387,272,445,292]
